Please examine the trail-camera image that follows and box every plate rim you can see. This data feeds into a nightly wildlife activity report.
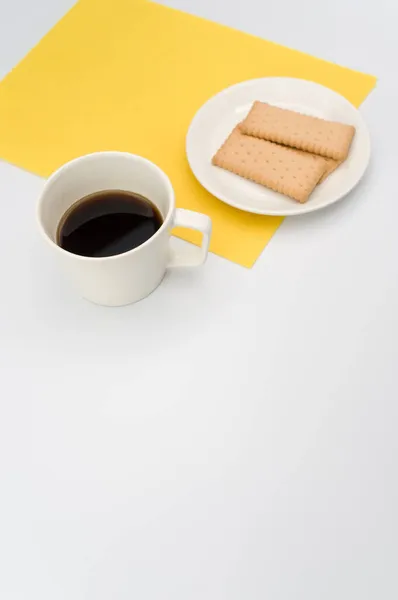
[186,77,371,217]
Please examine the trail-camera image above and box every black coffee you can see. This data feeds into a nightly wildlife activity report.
[57,190,163,258]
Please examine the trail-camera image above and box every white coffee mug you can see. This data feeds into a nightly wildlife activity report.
[37,152,212,306]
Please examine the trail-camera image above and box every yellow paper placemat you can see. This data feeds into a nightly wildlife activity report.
[0,0,376,267]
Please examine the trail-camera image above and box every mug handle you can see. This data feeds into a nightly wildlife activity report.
[168,208,212,268]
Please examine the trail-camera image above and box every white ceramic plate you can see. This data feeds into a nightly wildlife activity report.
[186,78,371,216]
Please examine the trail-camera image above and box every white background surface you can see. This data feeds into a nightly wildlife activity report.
[0,1,397,599]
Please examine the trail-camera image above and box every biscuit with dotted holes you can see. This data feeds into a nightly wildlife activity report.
[212,127,327,203]
[240,102,355,161]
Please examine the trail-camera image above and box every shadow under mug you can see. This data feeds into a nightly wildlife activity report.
[37,152,212,306]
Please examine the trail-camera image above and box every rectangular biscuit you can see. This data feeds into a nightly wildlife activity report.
[240,101,355,161]
[212,127,327,203]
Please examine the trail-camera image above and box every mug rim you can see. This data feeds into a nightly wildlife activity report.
[36,151,175,262]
